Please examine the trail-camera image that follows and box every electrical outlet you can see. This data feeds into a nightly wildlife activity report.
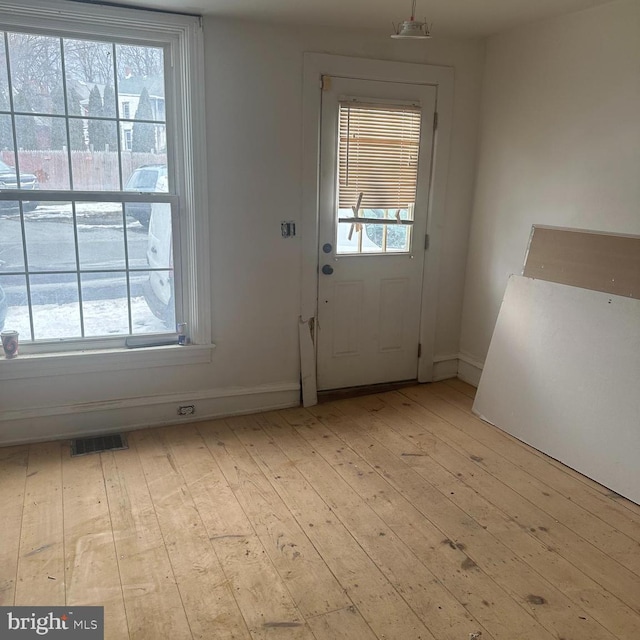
[177,405,195,416]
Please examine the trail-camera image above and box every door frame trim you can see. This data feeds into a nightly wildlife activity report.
[300,53,454,405]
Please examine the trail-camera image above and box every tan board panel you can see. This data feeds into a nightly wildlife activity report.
[523,226,640,299]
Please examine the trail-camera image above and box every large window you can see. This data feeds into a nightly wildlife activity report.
[0,1,207,355]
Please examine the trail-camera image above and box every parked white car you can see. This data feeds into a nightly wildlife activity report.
[124,164,167,229]
[142,175,175,328]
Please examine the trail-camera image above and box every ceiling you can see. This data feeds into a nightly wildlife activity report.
[107,0,616,38]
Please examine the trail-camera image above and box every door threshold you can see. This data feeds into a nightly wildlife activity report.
[317,379,418,403]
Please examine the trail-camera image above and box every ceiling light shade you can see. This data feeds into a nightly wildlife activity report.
[391,0,432,39]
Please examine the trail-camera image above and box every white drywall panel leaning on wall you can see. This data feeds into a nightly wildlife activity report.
[473,275,640,504]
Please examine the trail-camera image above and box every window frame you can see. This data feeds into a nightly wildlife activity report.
[0,0,210,361]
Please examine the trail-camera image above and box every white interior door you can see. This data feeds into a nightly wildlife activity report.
[316,77,436,391]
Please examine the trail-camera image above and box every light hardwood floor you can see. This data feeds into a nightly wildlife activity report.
[2,380,640,639]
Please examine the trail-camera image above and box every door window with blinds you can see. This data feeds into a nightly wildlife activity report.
[336,99,422,254]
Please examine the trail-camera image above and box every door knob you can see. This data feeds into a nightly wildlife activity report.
[321,264,334,275]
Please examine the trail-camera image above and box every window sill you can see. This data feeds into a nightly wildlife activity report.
[0,343,215,381]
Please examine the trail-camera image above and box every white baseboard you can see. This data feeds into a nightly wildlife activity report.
[432,353,484,386]
[0,382,300,446]
[432,354,459,381]
[457,353,484,387]
[0,352,486,447]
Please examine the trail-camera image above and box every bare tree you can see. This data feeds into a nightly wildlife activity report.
[7,33,63,114]
[64,39,114,86]
[2,30,164,156]
[117,44,163,79]
[5,32,164,104]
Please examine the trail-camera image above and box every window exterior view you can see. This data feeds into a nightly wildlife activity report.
[0,30,176,344]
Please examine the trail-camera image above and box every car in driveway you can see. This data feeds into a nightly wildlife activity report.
[124,164,167,229]
[143,174,175,328]
[0,159,39,211]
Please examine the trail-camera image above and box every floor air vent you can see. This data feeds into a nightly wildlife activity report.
[71,433,128,457]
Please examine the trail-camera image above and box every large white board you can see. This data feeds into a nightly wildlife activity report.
[474,275,640,504]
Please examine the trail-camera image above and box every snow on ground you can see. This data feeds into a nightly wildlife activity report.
[28,202,123,217]
[5,296,167,341]
[2,202,145,230]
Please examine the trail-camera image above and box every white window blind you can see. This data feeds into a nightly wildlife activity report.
[338,101,422,210]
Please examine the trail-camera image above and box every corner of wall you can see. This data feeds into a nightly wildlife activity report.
[457,352,483,387]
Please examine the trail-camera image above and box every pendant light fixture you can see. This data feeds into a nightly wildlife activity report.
[391,0,432,39]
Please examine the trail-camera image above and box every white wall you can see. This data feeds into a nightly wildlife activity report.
[460,0,640,369]
[206,19,484,371]
[0,19,484,443]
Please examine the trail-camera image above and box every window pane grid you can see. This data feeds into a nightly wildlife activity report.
[0,32,168,194]
[336,207,413,255]
[0,4,206,351]
[0,28,175,345]
[3,213,174,343]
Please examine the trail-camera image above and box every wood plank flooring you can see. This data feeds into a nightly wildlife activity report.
[2,380,640,639]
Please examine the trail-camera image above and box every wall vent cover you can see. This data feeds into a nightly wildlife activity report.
[71,434,128,457]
